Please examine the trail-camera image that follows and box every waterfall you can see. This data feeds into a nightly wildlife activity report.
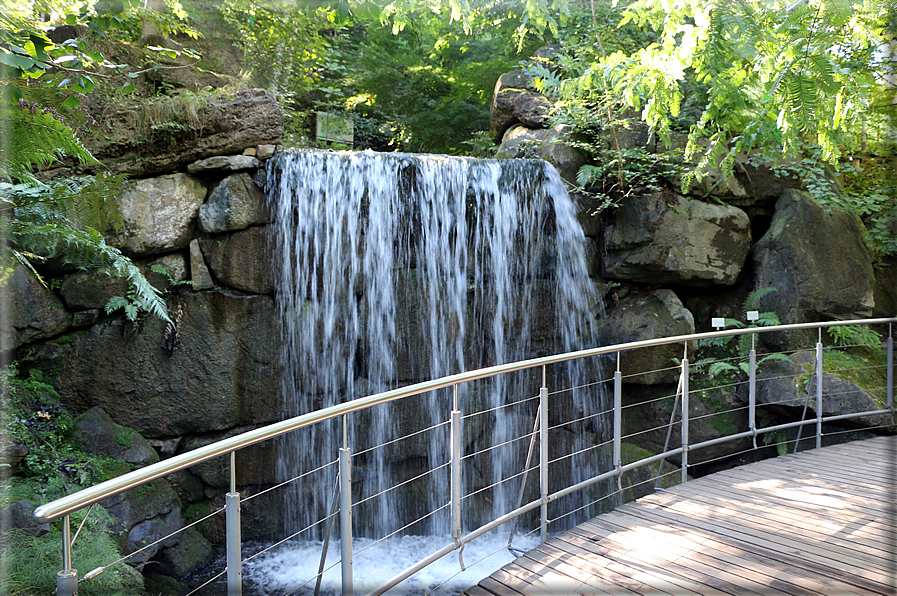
[266,149,608,543]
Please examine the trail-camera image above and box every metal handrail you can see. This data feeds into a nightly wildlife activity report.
[33,316,895,524]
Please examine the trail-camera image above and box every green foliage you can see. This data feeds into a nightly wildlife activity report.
[1,176,169,322]
[574,148,684,213]
[219,1,331,105]
[218,0,525,154]
[0,365,142,593]
[693,287,789,382]
[1,5,176,322]
[826,324,882,349]
[543,0,895,196]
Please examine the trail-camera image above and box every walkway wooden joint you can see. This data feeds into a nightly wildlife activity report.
[465,436,897,596]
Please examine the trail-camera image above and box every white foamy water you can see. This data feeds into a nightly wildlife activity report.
[243,533,539,595]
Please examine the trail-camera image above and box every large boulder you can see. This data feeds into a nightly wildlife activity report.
[620,384,750,468]
[69,89,284,178]
[59,254,187,311]
[603,191,751,286]
[1,266,69,353]
[489,70,541,139]
[198,225,274,294]
[757,353,887,428]
[198,172,271,233]
[596,289,695,384]
[108,173,207,257]
[0,499,51,537]
[496,124,587,184]
[17,292,282,437]
[493,89,551,130]
[752,190,874,348]
[74,406,160,468]
[102,479,182,565]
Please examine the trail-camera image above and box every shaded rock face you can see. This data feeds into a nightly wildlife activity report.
[198,225,274,294]
[752,190,875,348]
[496,124,587,184]
[603,191,751,286]
[1,266,70,353]
[103,480,182,564]
[108,173,207,257]
[75,406,160,468]
[596,289,695,384]
[18,292,282,437]
[75,89,284,178]
[757,353,887,428]
[873,256,897,318]
[489,70,542,139]
[0,499,51,537]
[493,88,551,129]
[59,254,187,312]
[198,172,271,233]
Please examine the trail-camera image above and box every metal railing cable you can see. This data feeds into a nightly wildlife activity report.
[548,407,613,431]
[242,510,339,565]
[354,462,450,508]
[352,420,450,458]
[76,502,228,587]
[185,569,228,595]
[547,376,613,397]
[241,458,339,504]
[35,316,896,596]
[460,394,540,420]
[462,430,538,460]
[548,438,612,466]
[463,467,532,500]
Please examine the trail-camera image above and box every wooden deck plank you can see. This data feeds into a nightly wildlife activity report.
[544,529,732,596]
[636,498,895,578]
[469,437,896,595]
[576,507,868,596]
[602,502,888,595]
[703,468,895,525]
[669,482,895,552]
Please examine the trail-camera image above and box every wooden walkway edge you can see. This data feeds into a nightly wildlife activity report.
[464,436,897,595]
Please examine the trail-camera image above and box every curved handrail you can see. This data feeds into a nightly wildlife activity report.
[34,316,895,525]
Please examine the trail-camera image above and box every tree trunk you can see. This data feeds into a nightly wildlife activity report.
[140,0,166,44]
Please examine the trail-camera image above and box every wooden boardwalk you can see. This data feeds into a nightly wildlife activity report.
[465,436,897,596]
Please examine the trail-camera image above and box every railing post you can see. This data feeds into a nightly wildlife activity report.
[339,416,353,596]
[681,347,689,484]
[226,451,242,595]
[539,365,548,543]
[816,330,824,450]
[450,385,462,543]
[613,352,622,482]
[887,324,893,416]
[56,515,78,596]
[749,334,757,450]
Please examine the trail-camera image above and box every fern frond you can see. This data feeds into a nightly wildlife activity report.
[708,361,739,378]
[743,286,778,311]
[9,220,169,322]
[0,105,100,181]
[758,353,794,365]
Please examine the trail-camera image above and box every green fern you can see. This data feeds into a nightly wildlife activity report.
[0,106,99,182]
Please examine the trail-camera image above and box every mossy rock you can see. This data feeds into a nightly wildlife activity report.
[619,442,685,503]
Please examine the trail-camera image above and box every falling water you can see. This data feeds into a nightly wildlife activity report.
[266,149,607,550]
